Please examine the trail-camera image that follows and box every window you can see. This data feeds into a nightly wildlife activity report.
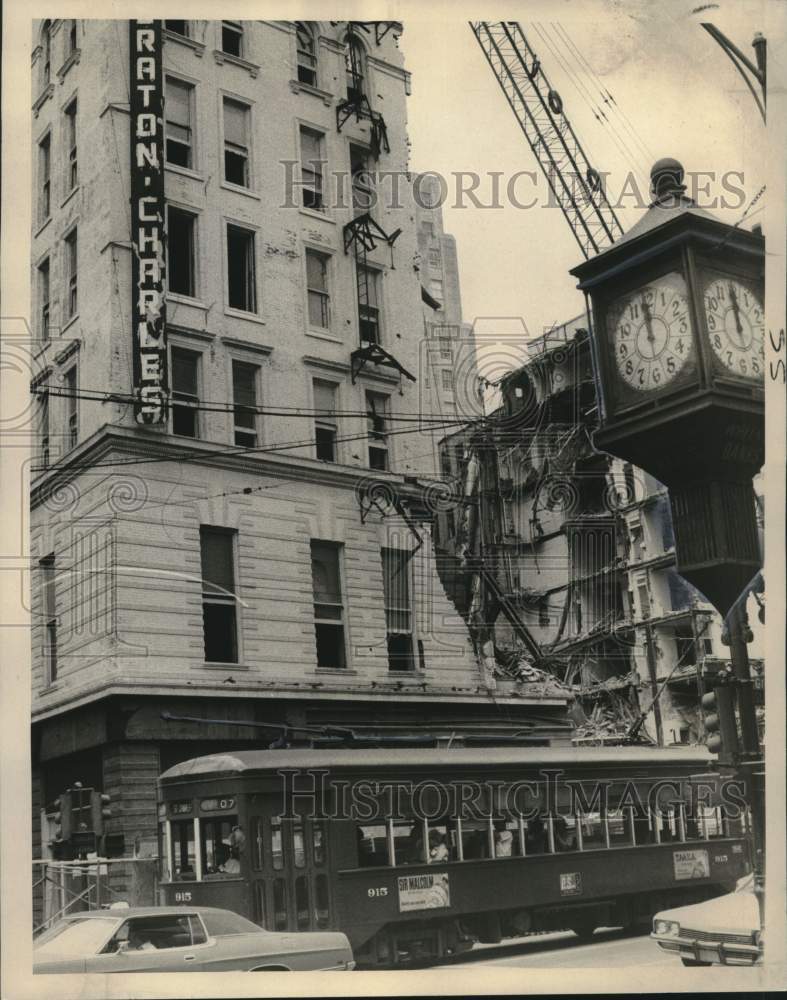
[313,380,338,462]
[38,389,50,468]
[227,225,257,313]
[165,78,194,168]
[41,21,52,86]
[165,21,189,37]
[441,370,453,391]
[306,250,330,328]
[637,582,651,620]
[200,815,241,877]
[299,127,324,211]
[221,21,243,57]
[38,133,51,222]
[107,914,205,952]
[428,247,442,268]
[68,19,78,53]
[223,98,249,187]
[311,541,346,669]
[167,208,196,297]
[64,366,77,449]
[232,360,258,447]
[429,278,444,304]
[200,527,238,663]
[38,259,50,340]
[64,98,77,191]
[171,347,200,438]
[40,555,57,683]
[350,145,373,214]
[64,229,78,319]
[345,36,365,102]
[169,820,196,880]
[366,391,389,471]
[382,548,414,671]
[295,23,317,86]
[439,337,452,360]
[357,266,380,345]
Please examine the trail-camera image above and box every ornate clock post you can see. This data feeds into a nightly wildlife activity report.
[571,158,765,920]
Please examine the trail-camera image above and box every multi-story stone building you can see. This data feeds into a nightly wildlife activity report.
[29,19,570,875]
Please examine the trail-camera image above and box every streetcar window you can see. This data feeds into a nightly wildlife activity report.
[312,820,326,866]
[492,819,519,857]
[425,822,454,862]
[314,873,330,928]
[273,878,288,931]
[632,808,652,846]
[357,824,388,867]
[553,814,576,852]
[170,819,196,880]
[392,820,421,865]
[271,816,284,870]
[295,875,310,930]
[606,809,632,846]
[252,817,264,870]
[579,812,606,850]
[292,818,306,868]
[461,819,489,860]
[524,816,548,855]
[704,806,726,839]
[200,816,240,877]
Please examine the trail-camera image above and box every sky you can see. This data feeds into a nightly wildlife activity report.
[400,0,770,381]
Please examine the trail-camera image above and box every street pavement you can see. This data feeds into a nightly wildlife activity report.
[443,927,721,968]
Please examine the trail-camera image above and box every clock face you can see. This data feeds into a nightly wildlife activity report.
[609,272,692,392]
[702,274,764,379]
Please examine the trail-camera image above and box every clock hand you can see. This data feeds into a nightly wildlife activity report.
[641,299,656,357]
[728,284,744,340]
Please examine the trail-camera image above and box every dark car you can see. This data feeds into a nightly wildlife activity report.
[34,905,355,973]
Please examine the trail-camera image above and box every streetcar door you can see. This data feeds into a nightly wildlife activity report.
[248,812,331,933]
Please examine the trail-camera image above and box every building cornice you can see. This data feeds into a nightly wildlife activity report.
[31,678,567,724]
[30,424,414,508]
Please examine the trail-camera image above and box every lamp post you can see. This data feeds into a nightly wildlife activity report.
[570,159,765,927]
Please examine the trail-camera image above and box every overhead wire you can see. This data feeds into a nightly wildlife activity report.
[553,21,656,167]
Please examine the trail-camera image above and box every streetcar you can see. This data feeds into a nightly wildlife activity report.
[157,746,751,967]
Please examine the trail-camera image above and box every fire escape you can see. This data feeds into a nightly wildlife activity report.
[338,23,415,387]
[335,22,393,158]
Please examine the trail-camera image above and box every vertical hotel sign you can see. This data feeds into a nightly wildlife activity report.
[130,20,167,424]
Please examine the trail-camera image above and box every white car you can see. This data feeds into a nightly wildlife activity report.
[651,875,761,966]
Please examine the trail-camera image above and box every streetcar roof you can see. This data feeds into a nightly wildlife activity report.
[159,745,713,782]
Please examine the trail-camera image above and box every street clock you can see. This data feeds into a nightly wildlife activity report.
[571,159,764,617]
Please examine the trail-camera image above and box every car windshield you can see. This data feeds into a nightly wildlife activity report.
[34,918,118,958]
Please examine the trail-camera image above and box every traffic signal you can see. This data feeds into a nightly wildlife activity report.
[51,791,73,844]
[701,682,740,761]
[91,791,112,838]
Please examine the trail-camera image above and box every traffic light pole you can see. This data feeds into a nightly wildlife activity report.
[724,601,765,928]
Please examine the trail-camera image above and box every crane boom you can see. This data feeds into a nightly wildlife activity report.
[471,21,624,259]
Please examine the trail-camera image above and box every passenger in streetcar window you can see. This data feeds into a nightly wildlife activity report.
[428,829,449,862]
[493,820,513,857]
[554,815,575,852]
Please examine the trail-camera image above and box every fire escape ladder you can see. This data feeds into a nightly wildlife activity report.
[336,23,391,159]
[343,214,414,385]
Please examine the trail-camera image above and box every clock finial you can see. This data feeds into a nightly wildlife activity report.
[650,158,687,205]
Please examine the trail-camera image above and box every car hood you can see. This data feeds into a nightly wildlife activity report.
[657,888,760,935]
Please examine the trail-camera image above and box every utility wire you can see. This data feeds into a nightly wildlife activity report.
[532,22,648,179]
[554,21,656,166]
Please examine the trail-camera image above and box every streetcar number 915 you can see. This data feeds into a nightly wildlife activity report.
[367,887,388,898]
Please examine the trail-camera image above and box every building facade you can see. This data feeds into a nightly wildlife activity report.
[29,19,570,882]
